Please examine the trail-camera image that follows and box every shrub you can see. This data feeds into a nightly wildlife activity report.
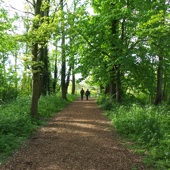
[97,94,114,110]
[100,99,170,169]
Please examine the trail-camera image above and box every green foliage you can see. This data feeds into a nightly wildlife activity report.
[0,94,76,164]
[0,96,34,162]
[38,94,77,117]
[74,0,170,104]
[97,95,170,169]
[96,94,114,110]
[0,85,18,102]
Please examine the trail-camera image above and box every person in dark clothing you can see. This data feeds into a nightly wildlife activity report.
[85,89,90,100]
[80,88,85,100]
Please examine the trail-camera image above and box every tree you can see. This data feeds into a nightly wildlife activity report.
[30,0,43,116]
[0,6,18,102]
[39,0,52,96]
[60,0,67,100]
[136,0,170,104]
[20,0,58,116]
[75,0,170,104]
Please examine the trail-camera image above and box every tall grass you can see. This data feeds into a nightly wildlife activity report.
[0,94,77,164]
[97,95,170,169]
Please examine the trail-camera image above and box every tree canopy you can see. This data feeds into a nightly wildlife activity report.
[0,0,170,115]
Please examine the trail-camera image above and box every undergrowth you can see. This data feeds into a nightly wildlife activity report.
[0,94,77,164]
[97,94,170,170]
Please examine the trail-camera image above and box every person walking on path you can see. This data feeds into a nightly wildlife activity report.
[85,89,90,100]
[80,88,84,100]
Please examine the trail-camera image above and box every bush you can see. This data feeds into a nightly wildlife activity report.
[0,86,18,103]
[96,94,114,110]
[99,98,170,169]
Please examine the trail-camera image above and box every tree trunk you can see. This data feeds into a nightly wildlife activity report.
[105,84,110,95]
[14,52,18,97]
[31,44,41,117]
[71,70,75,94]
[111,17,121,102]
[61,59,67,99]
[155,56,163,105]
[40,2,51,96]
[30,0,42,116]
[60,0,67,100]
[115,64,122,102]
[109,80,116,99]
[53,59,58,93]
[66,67,71,93]
[40,47,50,96]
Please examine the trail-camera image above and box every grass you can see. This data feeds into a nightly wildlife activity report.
[97,94,170,170]
[0,94,77,164]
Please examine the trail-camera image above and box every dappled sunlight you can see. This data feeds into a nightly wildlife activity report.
[84,105,98,109]
[40,118,111,138]
[41,126,94,137]
[69,118,111,125]
[1,98,147,170]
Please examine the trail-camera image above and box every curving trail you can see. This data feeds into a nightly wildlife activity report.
[0,98,147,170]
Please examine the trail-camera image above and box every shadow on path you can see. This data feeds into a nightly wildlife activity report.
[0,98,147,170]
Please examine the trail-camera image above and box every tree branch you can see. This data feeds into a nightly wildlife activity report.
[9,5,34,16]
[51,0,67,23]
[26,0,35,8]
[78,31,111,58]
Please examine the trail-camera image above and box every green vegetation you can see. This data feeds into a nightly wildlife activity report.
[0,94,77,164]
[0,0,170,168]
[97,94,170,169]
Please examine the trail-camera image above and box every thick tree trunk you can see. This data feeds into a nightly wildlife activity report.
[111,10,125,103]
[40,47,50,96]
[31,44,41,117]
[111,14,122,102]
[31,72,40,116]
[155,56,163,105]
[30,0,42,116]
[109,78,116,99]
[40,3,51,96]
[105,84,110,95]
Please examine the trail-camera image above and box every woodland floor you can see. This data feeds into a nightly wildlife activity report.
[0,97,148,170]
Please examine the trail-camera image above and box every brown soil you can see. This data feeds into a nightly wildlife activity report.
[0,98,147,170]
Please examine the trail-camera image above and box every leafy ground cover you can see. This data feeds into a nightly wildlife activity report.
[97,95,170,170]
[0,94,77,164]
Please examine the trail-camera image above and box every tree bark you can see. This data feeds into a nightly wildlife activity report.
[53,59,58,93]
[60,0,67,100]
[31,44,41,117]
[40,47,51,96]
[39,2,51,96]
[115,64,122,102]
[66,67,71,93]
[155,56,163,105]
[71,70,75,94]
[111,17,122,102]
[30,0,42,116]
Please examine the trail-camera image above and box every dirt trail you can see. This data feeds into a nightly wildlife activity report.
[0,98,147,170]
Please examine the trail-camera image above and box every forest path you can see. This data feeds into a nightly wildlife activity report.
[0,98,147,170]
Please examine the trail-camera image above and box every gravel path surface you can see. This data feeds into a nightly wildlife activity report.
[0,98,147,170]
